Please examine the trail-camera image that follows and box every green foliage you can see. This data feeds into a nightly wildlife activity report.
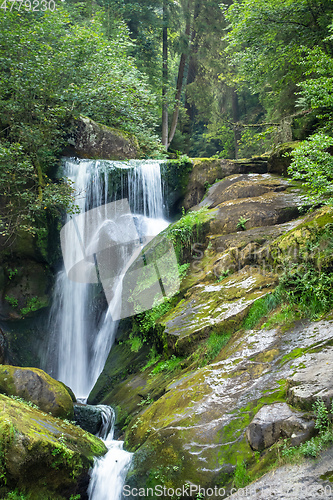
[282,399,333,459]
[4,295,18,309]
[0,7,160,242]
[2,492,29,500]
[205,332,231,362]
[151,355,182,375]
[20,297,47,317]
[288,133,333,205]
[237,216,249,231]
[233,459,250,489]
[243,294,281,330]
[140,347,162,372]
[167,206,210,261]
[9,396,39,410]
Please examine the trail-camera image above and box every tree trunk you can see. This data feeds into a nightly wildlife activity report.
[232,88,240,159]
[167,0,192,150]
[162,0,169,147]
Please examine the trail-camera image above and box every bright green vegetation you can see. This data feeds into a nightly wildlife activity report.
[205,332,231,363]
[166,206,211,261]
[289,134,333,205]
[237,216,250,231]
[0,7,159,243]
[282,400,333,460]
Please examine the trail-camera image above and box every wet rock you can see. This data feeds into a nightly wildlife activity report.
[184,157,268,210]
[245,445,333,500]
[162,267,277,354]
[0,326,6,363]
[0,259,50,321]
[246,403,315,451]
[74,403,103,435]
[197,174,287,209]
[0,393,106,499]
[66,115,139,160]
[287,348,333,411]
[209,191,303,236]
[0,365,74,418]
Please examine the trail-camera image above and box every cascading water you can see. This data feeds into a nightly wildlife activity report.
[46,158,168,399]
[87,406,132,500]
[46,157,170,499]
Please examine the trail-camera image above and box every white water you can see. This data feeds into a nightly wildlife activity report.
[47,159,168,400]
[46,158,169,498]
[88,406,132,500]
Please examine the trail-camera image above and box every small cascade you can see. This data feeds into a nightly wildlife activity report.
[46,158,168,399]
[88,406,132,500]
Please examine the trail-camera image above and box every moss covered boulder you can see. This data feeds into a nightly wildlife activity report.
[0,365,74,419]
[66,115,139,160]
[267,141,301,176]
[184,157,268,210]
[0,393,106,499]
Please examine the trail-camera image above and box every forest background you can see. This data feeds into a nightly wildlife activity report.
[1,0,333,240]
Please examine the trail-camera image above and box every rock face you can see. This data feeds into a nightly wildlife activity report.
[74,403,103,435]
[0,365,74,419]
[88,156,333,495]
[247,445,333,500]
[0,393,106,500]
[287,349,333,410]
[246,403,314,450]
[267,141,301,176]
[66,115,139,160]
[183,157,269,210]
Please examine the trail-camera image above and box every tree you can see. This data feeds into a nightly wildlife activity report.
[0,7,159,242]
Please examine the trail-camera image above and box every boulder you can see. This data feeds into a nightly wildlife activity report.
[0,365,74,419]
[74,403,103,435]
[66,115,139,160]
[287,348,333,411]
[246,403,314,451]
[209,191,302,236]
[184,157,268,210]
[196,174,287,209]
[0,393,106,499]
[267,141,301,176]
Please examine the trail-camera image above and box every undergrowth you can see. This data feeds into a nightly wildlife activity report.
[281,399,333,460]
[243,223,333,329]
[167,206,211,261]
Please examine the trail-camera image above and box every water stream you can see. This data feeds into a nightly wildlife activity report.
[46,158,170,498]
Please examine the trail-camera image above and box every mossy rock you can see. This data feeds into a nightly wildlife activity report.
[268,206,333,267]
[183,157,268,210]
[160,267,277,354]
[267,141,302,176]
[0,365,74,419]
[65,115,139,160]
[0,393,106,500]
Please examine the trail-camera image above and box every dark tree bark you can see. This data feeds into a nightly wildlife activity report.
[162,0,169,147]
[167,0,192,150]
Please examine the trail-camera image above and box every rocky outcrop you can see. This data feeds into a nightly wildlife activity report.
[0,365,74,419]
[287,349,333,411]
[246,403,314,450]
[74,403,104,435]
[267,141,301,176]
[0,393,106,499]
[66,115,139,160]
[247,445,333,499]
[183,157,268,210]
[88,164,333,495]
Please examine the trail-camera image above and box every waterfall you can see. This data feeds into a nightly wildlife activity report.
[46,158,169,400]
[87,406,132,500]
